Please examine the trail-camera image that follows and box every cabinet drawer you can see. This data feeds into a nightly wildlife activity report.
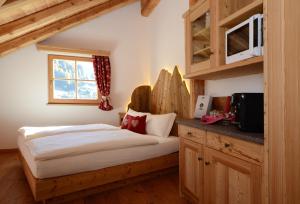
[178,125,206,144]
[206,131,264,164]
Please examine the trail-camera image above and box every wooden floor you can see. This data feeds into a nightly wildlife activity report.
[0,151,188,204]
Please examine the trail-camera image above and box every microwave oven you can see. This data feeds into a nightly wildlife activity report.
[225,14,263,64]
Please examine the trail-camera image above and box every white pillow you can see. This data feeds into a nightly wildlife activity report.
[125,108,151,122]
[146,113,177,137]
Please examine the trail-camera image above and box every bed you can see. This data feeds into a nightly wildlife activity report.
[18,125,179,202]
[18,67,190,203]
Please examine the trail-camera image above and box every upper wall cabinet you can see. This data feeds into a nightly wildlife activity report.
[184,0,215,75]
[184,0,264,80]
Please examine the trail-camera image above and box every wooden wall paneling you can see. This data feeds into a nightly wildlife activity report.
[168,68,181,114]
[0,0,7,7]
[151,69,172,114]
[211,96,228,111]
[189,0,198,7]
[264,0,285,203]
[128,67,190,119]
[284,0,300,203]
[1,0,14,4]
[140,0,160,17]
[151,67,191,118]
[168,67,190,118]
[262,2,269,204]
[128,85,151,112]
[264,0,300,203]
[0,0,110,44]
[180,81,191,119]
[0,0,67,25]
[160,70,172,114]
[0,0,138,57]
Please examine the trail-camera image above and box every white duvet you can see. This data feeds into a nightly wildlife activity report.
[19,124,159,161]
[19,123,118,140]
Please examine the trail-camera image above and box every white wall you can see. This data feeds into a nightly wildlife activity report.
[147,0,189,84]
[0,3,150,148]
[205,74,264,96]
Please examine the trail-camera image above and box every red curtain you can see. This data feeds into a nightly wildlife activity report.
[93,56,113,111]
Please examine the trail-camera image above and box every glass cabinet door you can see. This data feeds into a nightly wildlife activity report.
[191,11,211,65]
[185,0,213,74]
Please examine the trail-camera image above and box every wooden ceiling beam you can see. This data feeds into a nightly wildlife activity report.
[0,0,137,56]
[0,0,8,7]
[141,0,160,17]
[0,0,67,25]
[0,0,109,44]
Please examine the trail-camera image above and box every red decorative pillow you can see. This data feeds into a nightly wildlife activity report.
[121,114,147,134]
[121,115,130,129]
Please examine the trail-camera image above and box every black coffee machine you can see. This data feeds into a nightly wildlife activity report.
[231,93,264,133]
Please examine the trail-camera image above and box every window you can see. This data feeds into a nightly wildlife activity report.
[48,55,99,105]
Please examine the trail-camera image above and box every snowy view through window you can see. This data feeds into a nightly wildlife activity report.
[53,59,97,100]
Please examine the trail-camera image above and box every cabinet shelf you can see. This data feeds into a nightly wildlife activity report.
[184,56,263,80]
[193,27,210,41]
[218,0,263,27]
[193,47,211,57]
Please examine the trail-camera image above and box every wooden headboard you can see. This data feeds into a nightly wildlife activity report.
[127,67,190,136]
[128,66,190,119]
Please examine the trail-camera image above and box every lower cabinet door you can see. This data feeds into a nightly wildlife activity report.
[180,138,203,203]
[204,147,262,204]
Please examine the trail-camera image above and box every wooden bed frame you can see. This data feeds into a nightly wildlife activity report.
[20,67,189,203]
[20,152,179,203]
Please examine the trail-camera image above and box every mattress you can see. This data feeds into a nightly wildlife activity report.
[18,134,179,179]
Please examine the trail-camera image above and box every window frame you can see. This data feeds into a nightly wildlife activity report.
[48,54,100,105]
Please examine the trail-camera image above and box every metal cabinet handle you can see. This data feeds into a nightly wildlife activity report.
[187,132,192,136]
[198,157,203,161]
[205,161,210,166]
[224,143,230,148]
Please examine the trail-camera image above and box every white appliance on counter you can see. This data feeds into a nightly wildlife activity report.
[225,14,264,64]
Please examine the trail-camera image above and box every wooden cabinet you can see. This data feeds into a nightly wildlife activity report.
[206,131,264,163]
[184,0,264,79]
[179,138,203,203]
[179,125,263,204]
[178,124,206,144]
[184,0,215,74]
[203,147,262,204]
